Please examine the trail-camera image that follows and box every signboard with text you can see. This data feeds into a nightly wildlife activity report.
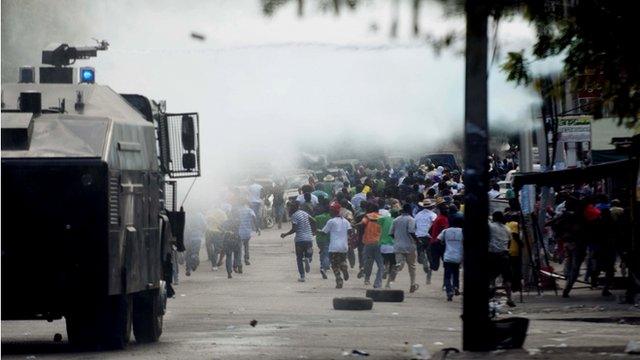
[558,115,592,143]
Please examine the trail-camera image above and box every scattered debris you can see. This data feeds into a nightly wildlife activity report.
[53,333,62,342]
[526,348,541,356]
[250,319,258,327]
[341,351,350,356]
[433,341,444,346]
[446,327,456,332]
[626,340,640,354]
[411,344,430,359]
[226,325,235,330]
[392,312,399,316]
[180,294,186,297]
[352,349,369,356]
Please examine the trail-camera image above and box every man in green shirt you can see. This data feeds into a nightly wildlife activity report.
[378,209,396,288]
[314,198,332,279]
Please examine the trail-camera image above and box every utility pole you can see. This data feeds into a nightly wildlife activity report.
[462,0,492,351]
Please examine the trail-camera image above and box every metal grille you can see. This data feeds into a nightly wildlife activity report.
[157,113,201,178]
[108,175,120,225]
[164,180,177,212]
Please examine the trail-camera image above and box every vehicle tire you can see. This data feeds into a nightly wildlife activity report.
[332,297,373,311]
[365,289,404,302]
[132,288,163,343]
[66,295,132,350]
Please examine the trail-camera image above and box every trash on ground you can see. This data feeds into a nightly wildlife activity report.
[226,325,235,330]
[250,319,258,327]
[433,341,444,346]
[180,294,186,297]
[626,340,640,354]
[351,349,369,356]
[411,344,430,359]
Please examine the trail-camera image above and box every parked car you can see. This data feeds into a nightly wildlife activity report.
[420,153,461,171]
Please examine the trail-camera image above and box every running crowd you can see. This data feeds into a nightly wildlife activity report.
[186,158,522,304]
[182,155,634,304]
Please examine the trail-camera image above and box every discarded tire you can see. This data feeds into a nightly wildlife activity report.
[333,297,373,310]
[365,289,404,302]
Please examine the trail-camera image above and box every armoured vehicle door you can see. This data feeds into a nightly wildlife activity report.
[156,112,201,179]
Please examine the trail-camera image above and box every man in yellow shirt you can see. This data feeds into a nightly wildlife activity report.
[505,214,522,292]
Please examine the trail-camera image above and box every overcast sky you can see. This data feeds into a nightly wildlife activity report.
[2,0,560,209]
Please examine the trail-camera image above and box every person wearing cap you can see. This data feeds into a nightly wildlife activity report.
[390,203,420,293]
[357,202,384,288]
[414,199,437,284]
[320,202,353,288]
[320,174,335,196]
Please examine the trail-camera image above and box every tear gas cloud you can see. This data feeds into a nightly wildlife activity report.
[1,0,547,211]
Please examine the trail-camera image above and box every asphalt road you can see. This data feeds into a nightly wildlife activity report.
[2,228,639,359]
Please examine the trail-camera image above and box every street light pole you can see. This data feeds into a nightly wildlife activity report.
[462,0,492,351]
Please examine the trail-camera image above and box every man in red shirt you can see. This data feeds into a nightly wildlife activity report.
[428,200,450,289]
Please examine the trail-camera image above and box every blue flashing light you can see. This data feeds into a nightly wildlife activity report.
[79,67,95,83]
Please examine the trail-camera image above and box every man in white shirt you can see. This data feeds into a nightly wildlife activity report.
[248,180,263,228]
[296,192,319,206]
[438,216,463,301]
[321,203,353,288]
[414,199,437,284]
[488,183,500,199]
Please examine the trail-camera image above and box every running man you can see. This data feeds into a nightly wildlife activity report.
[320,202,353,288]
[281,202,316,282]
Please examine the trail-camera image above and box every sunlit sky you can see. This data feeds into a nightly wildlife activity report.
[2,0,562,209]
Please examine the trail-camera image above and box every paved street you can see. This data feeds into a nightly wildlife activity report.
[2,228,638,359]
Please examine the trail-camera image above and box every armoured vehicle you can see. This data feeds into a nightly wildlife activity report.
[1,41,201,349]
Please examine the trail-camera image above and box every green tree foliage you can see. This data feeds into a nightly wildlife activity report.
[502,1,640,124]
